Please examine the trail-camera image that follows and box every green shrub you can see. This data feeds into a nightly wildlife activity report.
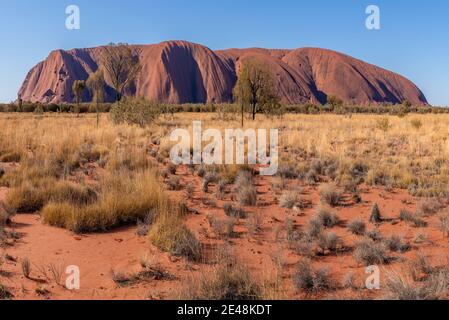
[110,97,161,127]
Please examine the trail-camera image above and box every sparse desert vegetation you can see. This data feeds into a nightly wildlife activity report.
[1,110,449,300]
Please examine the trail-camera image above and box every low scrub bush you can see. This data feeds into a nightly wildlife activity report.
[400,209,428,228]
[293,260,335,293]
[384,235,411,253]
[347,218,366,236]
[366,229,384,242]
[409,253,434,281]
[277,164,298,179]
[306,218,323,239]
[237,184,257,206]
[370,203,382,223]
[279,191,300,209]
[196,165,206,178]
[317,232,341,255]
[246,213,262,237]
[180,259,261,300]
[318,184,341,206]
[314,206,339,228]
[110,97,161,127]
[167,176,182,191]
[416,198,445,216]
[207,214,237,239]
[385,269,448,300]
[149,211,201,262]
[343,272,360,290]
[112,260,173,287]
[136,211,155,237]
[216,180,227,200]
[291,239,314,258]
[235,170,254,188]
[185,184,195,199]
[235,173,257,206]
[202,173,218,193]
[353,239,390,266]
[166,163,177,175]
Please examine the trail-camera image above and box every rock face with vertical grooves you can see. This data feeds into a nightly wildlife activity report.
[18,40,427,105]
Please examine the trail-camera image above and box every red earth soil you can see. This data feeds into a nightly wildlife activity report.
[1,162,448,300]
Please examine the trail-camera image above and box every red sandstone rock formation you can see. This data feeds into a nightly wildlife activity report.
[18,40,427,105]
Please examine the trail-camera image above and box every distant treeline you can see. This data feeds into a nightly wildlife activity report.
[0,101,448,115]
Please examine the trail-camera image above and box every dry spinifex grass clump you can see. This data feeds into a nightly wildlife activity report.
[148,207,202,262]
[318,184,342,207]
[178,248,262,300]
[6,178,96,213]
[0,115,205,264]
[41,170,166,233]
[384,263,449,300]
[293,259,336,294]
[353,239,390,266]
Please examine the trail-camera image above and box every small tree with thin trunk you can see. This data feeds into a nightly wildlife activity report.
[72,80,86,117]
[86,70,105,127]
[101,43,141,103]
[233,60,280,123]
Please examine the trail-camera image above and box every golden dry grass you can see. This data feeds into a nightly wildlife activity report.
[0,113,204,263]
[1,112,449,299]
[0,114,172,232]
[148,206,202,261]
[157,113,449,196]
[2,112,449,219]
[41,170,167,233]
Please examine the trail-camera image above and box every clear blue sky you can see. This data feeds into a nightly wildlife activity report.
[1,0,448,105]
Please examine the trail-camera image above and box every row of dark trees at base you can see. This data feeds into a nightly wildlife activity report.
[2,100,447,118]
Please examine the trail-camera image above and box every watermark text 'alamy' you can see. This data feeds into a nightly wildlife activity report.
[170,121,279,176]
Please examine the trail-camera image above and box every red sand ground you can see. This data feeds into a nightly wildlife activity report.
[1,164,449,300]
